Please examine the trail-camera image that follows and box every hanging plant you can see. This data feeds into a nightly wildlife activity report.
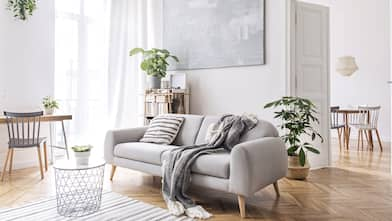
[7,0,37,21]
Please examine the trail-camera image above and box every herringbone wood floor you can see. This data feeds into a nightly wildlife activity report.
[0,139,391,220]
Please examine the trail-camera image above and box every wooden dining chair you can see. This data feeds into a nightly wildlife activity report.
[330,106,345,150]
[349,106,382,151]
[1,111,48,181]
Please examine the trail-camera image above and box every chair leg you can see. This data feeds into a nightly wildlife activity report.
[375,129,383,152]
[273,181,280,198]
[346,127,351,150]
[1,149,11,181]
[110,165,117,181]
[37,146,44,180]
[357,130,361,151]
[237,195,246,218]
[43,142,48,171]
[362,130,367,150]
[337,128,342,150]
[8,148,14,174]
[360,130,364,150]
[368,130,374,151]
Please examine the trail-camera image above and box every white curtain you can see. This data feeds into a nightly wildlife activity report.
[108,0,162,128]
[55,0,161,150]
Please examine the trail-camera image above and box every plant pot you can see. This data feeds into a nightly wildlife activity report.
[44,108,54,115]
[286,156,310,180]
[148,76,161,89]
[73,151,91,165]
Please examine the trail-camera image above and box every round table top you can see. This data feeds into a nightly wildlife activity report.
[53,158,105,170]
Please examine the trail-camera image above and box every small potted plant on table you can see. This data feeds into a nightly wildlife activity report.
[129,48,179,89]
[42,96,59,115]
[72,145,93,165]
[264,96,324,180]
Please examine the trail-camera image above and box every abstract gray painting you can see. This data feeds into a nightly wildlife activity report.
[163,0,265,70]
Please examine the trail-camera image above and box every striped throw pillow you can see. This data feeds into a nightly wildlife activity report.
[140,115,184,145]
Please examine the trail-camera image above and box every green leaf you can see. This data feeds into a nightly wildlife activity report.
[287,146,299,154]
[311,133,316,140]
[129,48,145,56]
[299,148,306,166]
[304,146,320,154]
[72,145,93,152]
[264,101,276,109]
[170,55,180,62]
[140,60,149,71]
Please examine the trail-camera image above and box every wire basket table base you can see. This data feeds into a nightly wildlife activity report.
[54,160,105,217]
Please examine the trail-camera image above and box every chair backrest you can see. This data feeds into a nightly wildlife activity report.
[358,106,381,128]
[330,106,341,128]
[349,108,368,126]
[4,111,43,147]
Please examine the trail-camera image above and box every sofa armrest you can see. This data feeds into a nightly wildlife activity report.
[229,137,287,197]
[104,127,148,164]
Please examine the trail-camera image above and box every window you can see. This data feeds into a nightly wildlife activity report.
[55,0,111,148]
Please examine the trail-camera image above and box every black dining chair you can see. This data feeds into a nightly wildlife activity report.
[330,106,345,150]
[1,111,48,181]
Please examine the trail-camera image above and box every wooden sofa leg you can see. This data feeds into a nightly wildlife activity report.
[110,165,117,181]
[238,195,246,218]
[273,181,280,198]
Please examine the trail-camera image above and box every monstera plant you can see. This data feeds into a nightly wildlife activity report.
[264,96,324,180]
[7,0,37,20]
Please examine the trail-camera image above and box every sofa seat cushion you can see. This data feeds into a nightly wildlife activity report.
[114,142,177,165]
[191,151,230,179]
[161,149,230,179]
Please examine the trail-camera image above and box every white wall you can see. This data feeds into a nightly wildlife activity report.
[0,0,54,169]
[302,0,391,141]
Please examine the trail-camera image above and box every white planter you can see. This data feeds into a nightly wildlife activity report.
[44,108,54,115]
[73,151,91,165]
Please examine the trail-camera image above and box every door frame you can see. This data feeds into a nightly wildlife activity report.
[286,0,332,167]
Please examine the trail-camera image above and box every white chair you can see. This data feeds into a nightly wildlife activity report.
[349,106,382,151]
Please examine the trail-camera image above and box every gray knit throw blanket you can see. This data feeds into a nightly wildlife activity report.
[161,114,258,219]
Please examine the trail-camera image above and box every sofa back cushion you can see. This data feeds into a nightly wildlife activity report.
[171,114,205,146]
[195,116,279,145]
[195,116,220,145]
[239,119,279,142]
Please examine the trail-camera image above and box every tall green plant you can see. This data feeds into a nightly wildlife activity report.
[129,48,179,78]
[264,96,324,166]
[7,0,36,20]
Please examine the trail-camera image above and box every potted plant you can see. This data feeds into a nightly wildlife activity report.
[264,96,324,180]
[72,145,93,165]
[42,96,59,115]
[7,0,37,20]
[129,48,179,89]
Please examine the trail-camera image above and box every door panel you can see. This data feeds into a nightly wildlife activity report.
[295,2,330,168]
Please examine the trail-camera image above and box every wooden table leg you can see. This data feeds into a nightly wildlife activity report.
[344,113,350,150]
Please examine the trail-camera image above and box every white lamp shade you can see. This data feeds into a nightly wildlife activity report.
[336,56,358,76]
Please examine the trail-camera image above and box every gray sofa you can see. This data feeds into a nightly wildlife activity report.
[104,114,287,217]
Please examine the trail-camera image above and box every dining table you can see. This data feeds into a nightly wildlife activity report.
[335,108,374,150]
[0,114,73,162]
